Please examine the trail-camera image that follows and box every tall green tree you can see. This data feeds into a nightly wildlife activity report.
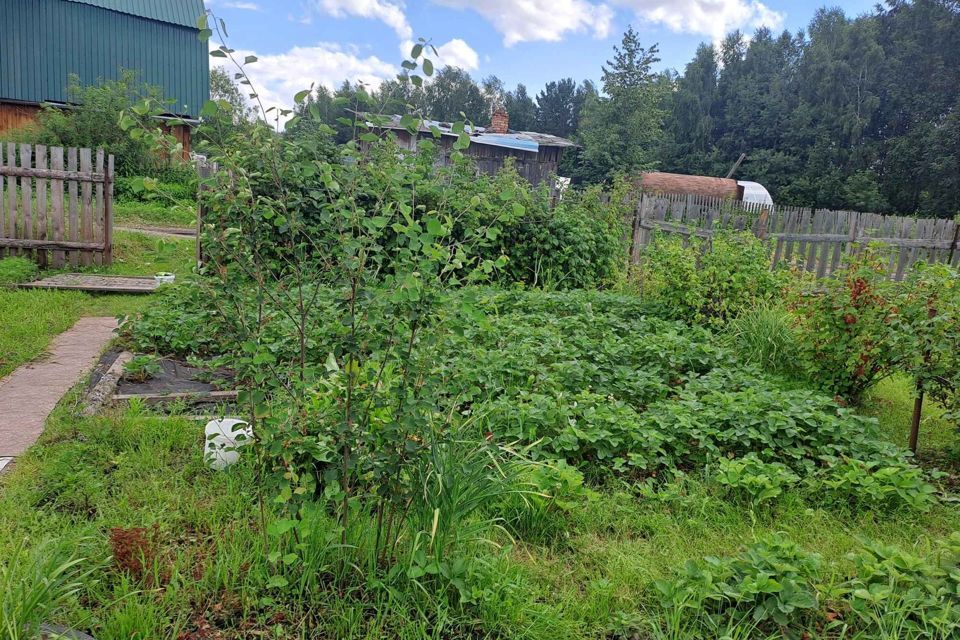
[576,27,667,183]
[504,84,537,131]
[422,66,487,123]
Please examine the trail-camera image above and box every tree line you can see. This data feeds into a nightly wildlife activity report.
[231,0,959,217]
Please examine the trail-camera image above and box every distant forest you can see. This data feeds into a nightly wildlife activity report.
[283,0,959,217]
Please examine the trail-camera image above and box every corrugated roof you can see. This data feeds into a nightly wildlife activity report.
[371,115,577,152]
[63,0,204,28]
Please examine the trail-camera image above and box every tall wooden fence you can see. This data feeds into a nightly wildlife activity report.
[0,143,114,267]
[629,192,960,280]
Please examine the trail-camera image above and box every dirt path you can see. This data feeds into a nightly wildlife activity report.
[0,317,118,460]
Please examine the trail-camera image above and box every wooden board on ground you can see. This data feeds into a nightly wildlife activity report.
[111,390,239,406]
[18,273,160,293]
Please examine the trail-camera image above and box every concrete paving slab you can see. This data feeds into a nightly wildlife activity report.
[0,317,117,457]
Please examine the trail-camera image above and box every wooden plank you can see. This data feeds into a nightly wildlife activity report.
[94,149,104,266]
[67,148,79,267]
[804,210,822,272]
[0,166,107,181]
[79,148,93,267]
[19,144,33,262]
[817,211,835,278]
[894,218,912,281]
[0,144,5,258]
[18,273,158,293]
[35,145,47,268]
[103,154,114,266]
[50,147,65,268]
[6,144,16,258]
[0,239,105,250]
[111,390,239,406]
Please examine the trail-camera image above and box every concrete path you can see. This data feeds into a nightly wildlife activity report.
[0,317,117,458]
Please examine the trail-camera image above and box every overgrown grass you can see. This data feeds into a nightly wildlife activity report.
[0,386,957,638]
[114,200,196,228]
[865,375,960,469]
[0,231,194,377]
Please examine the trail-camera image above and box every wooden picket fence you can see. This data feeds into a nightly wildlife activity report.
[629,192,960,280]
[0,143,114,267]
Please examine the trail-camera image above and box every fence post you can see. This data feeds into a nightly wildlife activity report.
[756,208,769,241]
[103,154,114,266]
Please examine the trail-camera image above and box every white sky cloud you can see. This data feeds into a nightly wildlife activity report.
[401,38,479,71]
[211,41,397,121]
[308,0,413,39]
[614,0,785,41]
[220,1,260,10]
[432,0,614,46]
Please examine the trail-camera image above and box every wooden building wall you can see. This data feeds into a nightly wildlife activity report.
[0,101,41,133]
[388,130,563,186]
[0,102,191,160]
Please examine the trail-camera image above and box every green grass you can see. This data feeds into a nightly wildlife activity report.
[0,387,957,638]
[864,375,959,469]
[0,231,194,377]
[114,200,196,228]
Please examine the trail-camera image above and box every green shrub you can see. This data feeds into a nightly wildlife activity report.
[812,457,937,513]
[711,453,800,507]
[790,247,901,404]
[640,231,784,325]
[122,354,162,383]
[0,257,38,285]
[653,535,821,634]
[23,71,185,178]
[725,304,801,377]
[842,535,960,637]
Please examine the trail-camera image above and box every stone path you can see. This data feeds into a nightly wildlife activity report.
[0,317,117,458]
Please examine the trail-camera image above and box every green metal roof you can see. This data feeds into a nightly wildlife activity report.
[64,0,204,29]
[0,0,209,117]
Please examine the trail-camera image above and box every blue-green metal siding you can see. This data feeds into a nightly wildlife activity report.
[65,0,204,29]
[0,0,209,117]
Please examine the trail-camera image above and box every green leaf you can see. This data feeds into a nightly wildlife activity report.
[401,60,417,71]
[200,100,219,118]
[294,89,311,104]
[266,575,289,589]
[198,28,212,41]
[209,49,227,58]
[411,43,423,59]
[422,59,434,76]
[426,218,443,236]
[244,55,258,64]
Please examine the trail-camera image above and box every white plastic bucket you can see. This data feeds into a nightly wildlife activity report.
[204,418,253,470]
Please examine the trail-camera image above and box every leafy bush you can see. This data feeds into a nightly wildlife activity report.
[791,247,901,403]
[842,535,960,637]
[792,251,960,409]
[19,71,186,178]
[0,257,38,285]
[122,355,162,383]
[640,231,785,325]
[492,176,630,289]
[653,535,821,634]
[813,457,937,513]
[711,454,800,507]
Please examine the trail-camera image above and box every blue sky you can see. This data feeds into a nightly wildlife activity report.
[204,0,880,114]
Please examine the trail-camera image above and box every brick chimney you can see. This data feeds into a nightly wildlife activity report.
[489,106,509,134]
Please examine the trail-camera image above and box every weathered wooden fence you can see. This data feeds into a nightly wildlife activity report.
[0,143,114,267]
[629,192,960,280]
